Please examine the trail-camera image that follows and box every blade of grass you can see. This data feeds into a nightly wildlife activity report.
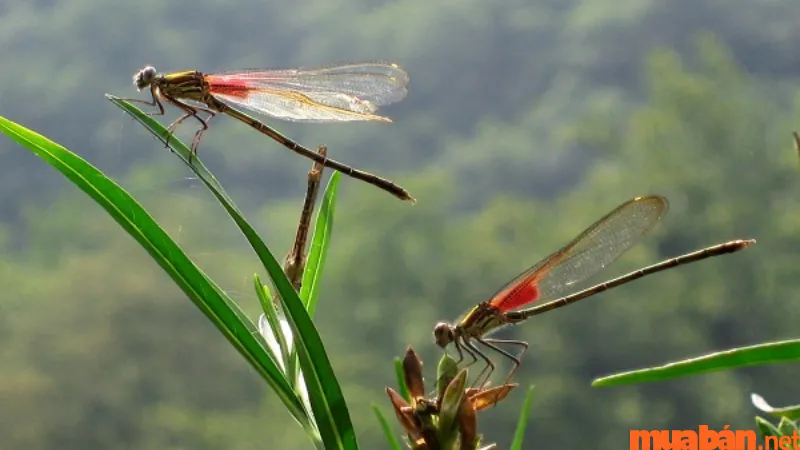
[0,115,308,428]
[509,386,535,450]
[778,417,799,436]
[756,416,781,438]
[372,405,404,450]
[288,171,341,386]
[593,339,800,387]
[254,274,291,375]
[106,97,357,450]
[275,272,359,450]
[107,96,234,207]
[299,171,341,315]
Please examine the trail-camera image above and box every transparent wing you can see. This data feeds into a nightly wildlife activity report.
[213,63,409,105]
[211,87,390,123]
[487,196,669,311]
[205,62,409,122]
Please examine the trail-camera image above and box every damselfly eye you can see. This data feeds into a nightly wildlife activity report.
[133,66,158,90]
[433,323,455,348]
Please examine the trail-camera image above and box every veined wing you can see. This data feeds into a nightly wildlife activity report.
[210,86,393,123]
[213,63,409,105]
[205,63,409,122]
[487,196,669,311]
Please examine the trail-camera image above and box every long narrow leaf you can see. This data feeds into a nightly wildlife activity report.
[593,339,800,387]
[106,96,237,210]
[509,386,535,450]
[0,115,308,426]
[300,171,341,315]
[254,274,291,375]
[372,405,404,450]
[275,269,359,450]
[289,171,341,387]
[107,97,356,449]
[755,416,781,438]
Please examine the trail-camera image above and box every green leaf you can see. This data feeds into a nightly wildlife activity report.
[394,357,411,402]
[107,96,245,215]
[289,171,341,386]
[300,171,341,315]
[372,405,404,450]
[108,97,284,290]
[755,416,781,438]
[592,339,800,387]
[254,274,291,378]
[108,97,357,449]
[0,115,308,427]
[275,268,359,450]
[751,394,800,421]
[438,369,468,448]
[509,386,535,450]
[777,417,799,436]
[437,353,459,397]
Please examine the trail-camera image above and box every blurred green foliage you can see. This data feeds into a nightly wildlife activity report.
[1,0,800,448]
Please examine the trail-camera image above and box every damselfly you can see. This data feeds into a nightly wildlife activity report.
[124,63,413,201]
[433,195,755,387]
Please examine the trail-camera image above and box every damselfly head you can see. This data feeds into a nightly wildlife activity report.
[433,322,456,348]
[133,66,158,90]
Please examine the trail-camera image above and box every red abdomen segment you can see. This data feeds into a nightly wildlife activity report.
[490,282,541,311]
[207,77,250,99]
[485,196,669,313]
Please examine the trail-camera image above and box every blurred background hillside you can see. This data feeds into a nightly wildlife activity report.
[1,0,800,448]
